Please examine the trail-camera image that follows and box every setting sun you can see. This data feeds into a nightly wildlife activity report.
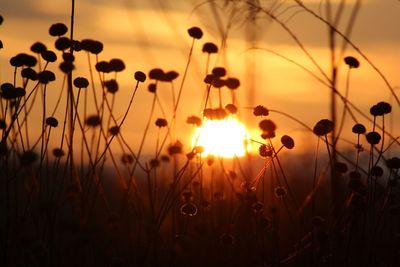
[192,116,250,158]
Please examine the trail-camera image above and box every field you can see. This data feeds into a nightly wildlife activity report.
[0,1,399,266]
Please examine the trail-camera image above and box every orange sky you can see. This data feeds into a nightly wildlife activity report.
[1,0,399,155]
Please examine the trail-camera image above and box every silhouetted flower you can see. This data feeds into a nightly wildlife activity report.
[274,186,287,198]
[372,101,392,115]
[334,162,348,173]
[366,131,381,145]
[134,71,146,83]
[73,77,89,88]
[10,53,37,67]
[104,79,119,93]
[180,202,198,216]
[352,123,366,134]
[121,154,134,165]
[108,126,120,136]
[313,119,334,136]
[20,150,38,166]
[52,148,65,157]
[45,117,58,127]
[225,104,237,114]
[253,105,269,116]
[370,166,383,177]
[155,118,168,128]
[187,26,203,39]
[212,67,226,77]
[21,68,38,81]
[95,61,111,73]
[186,115,202,126]
[344,56,359,68]
[81,39,103,54]
[109,58,125,72]
[281,135,294,149]
[168,140,183,155]
[31,42,47,54]
[49,23,68,37]
[38,70,56,84]
[149,158,160,168]
[203,74,215,84]
[41,50,57,62]
[386,157,400,169]
[85,115,101,127]
[163,71,179,82]
[148,83,156,93]
[55,37,71,51]
[59,61,74,73]
[225,77,240,90]
[149,68,164,80]
[212,78,225,88]
[259,144,272,158]
[202,42,218,53]
[62,52,74,62]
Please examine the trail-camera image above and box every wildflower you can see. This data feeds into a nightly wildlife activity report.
[344,56,360,68]
[49,23,68,37]
[202,42,218,54]
[253,105,269,116]
[163,71,179,82]
[81,39,103,54]
[187,26,203,39]
[121,154,134,165]
[20,150,38,166]
[281,135,295,149]
[21,68,38,81]
[109,58,125,72]
[52,148,65,157]
[212,78,225,88]
[212,67,226,77]
[180,202,198,216]
[108,126,120,136]
[95,61,111,73]
[375,101,392,115]
[225,77,240,90]
[134,71,146,83]
[59,61,74,73]
[72,40,82,51]
[274,186,287,198]
[366,131,381,145]
[45,117,58,127]
[41,50,57,62]
[259,119,276,132]
[252,201,264,213]
[352,123,366,134]
[370,166,383,177]
[386,157,400,169]
[73,77,89,88]
[38,70,56,84]
[148,83,156,93]
[85,115,101,127]
[203,74,215,84]
[168,140,183,155]
[334,162,348,173]
[148,68,164,80]
[313,119,334,136]
[104,79,119,94]
[155,118,168,128]
[186,115,202,127]
[31,42,47,54]
[54,37,71,51]
[62,52,74,62]
[225,104,237,114]
[259,144,272,158]
[10,53,37,67]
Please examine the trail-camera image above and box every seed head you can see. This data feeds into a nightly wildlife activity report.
[45,117,58,127]
[49,23,68,37]
[281,135,294,149]
[187,27,203,39]
[73,77,89,88]
[366,131,381,145]
[344,56,360,68]
[109,58,125,72]
[313,119,334,136]
[31,42,47,54]
[253,105,269,116]
[155,118,168,128]
[104,79,119,94]
[134,71,146,83]
[202,42,218,53]
[352,123,366,134]
[186,115,202,127]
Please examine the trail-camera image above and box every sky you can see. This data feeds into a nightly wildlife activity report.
[0,0,399,156]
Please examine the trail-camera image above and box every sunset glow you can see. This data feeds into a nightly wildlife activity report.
[192,116,250,158]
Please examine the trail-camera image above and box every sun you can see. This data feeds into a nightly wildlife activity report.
[192,115,250,158]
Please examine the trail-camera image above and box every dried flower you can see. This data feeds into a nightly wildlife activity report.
[104,79,119,94]
[149,68,164,80]
[121,154,134,165]
[344,56,360,68]
[38,70,56,84]
[155,118,168,128]
[55,37,71,51]
[259,144,272,157]
[73,77,89,88]
[109,58,125,72]
[313,119,334,136]
[352,123,366,134]
[163,71,179,82]
[31,42,47,54]
[187,27,203,39]
[186,115,202,127]
[366,131,381,145]
[59,61,74,73]
[21,68,38,81]
[52,148,65,157]
[81,39,103,54]
[49,23,68,37]
[85,115,101,127]
[225,77,240,90]
[202,42,218,53]
[168,140,183,155]
[45,117,58,127]
[225,104,237,114]
[41,50,57,62]
[95,61,111,73]
[253,105,269,116]
[108,126,120,136]
[212,67,226,77]
[134,71,146,83]
[281,135,294,149]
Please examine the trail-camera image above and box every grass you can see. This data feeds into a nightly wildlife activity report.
[0,1,400,266]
